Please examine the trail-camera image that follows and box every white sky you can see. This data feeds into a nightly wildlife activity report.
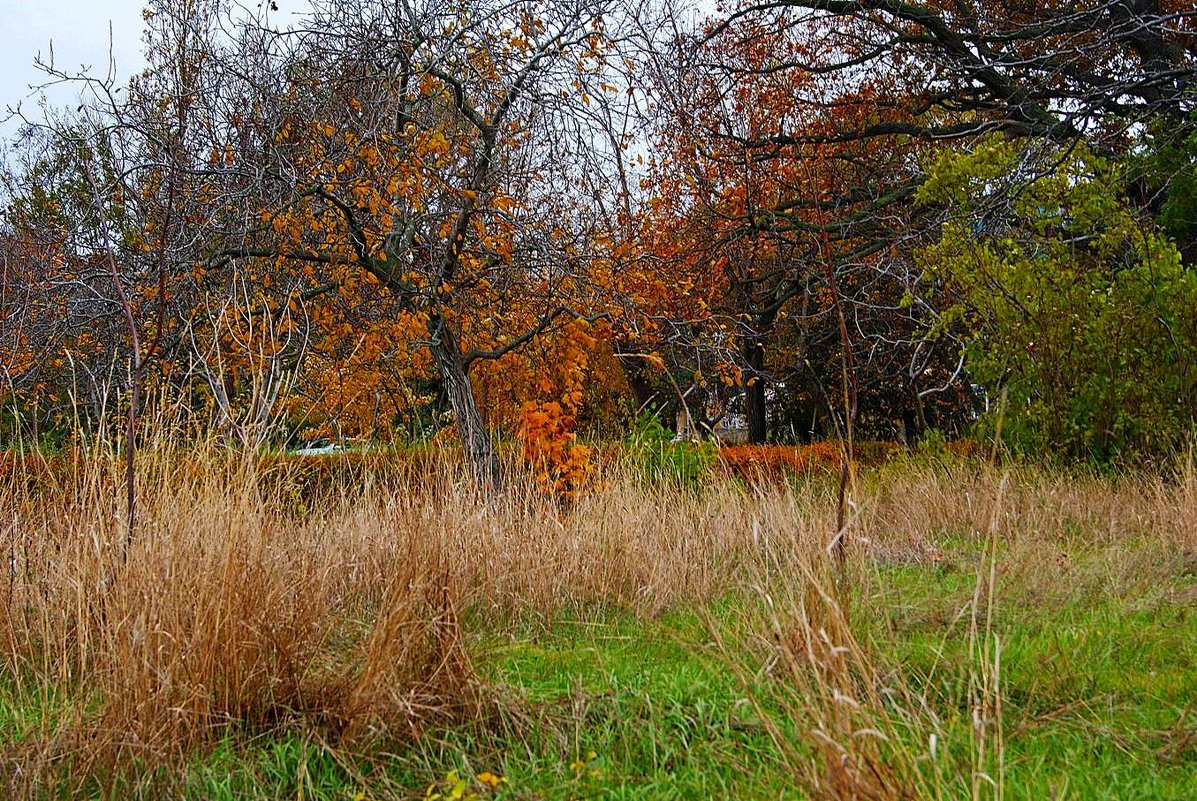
[0,0,710,142]
[0,0,148,138]
[0,1,328,144]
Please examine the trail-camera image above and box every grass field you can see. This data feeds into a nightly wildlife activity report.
[2,445,1195,799]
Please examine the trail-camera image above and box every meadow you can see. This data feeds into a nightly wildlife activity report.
[1,442,1195,799]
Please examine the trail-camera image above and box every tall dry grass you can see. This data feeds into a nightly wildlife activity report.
[0,448,486,795]
[724,460,1197,801]
[0,433,1194,798]
[0,437,832,795]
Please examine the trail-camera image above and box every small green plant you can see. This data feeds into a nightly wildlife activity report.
[625,410,716,486]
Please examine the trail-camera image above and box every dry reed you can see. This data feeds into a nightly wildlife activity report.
[1,437,1193,798]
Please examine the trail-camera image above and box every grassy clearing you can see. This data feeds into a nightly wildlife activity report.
[1,445,1195,799]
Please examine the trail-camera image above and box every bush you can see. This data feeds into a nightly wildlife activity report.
[719,443,843,486]
[918,135,1197,463]
[624,411,716,486]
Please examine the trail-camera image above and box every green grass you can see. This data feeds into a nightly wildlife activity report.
[862,547,1197,801]
[469,609,788,800]
[6,535,1196,799]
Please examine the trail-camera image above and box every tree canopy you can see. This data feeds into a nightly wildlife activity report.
[1,0,1195,473]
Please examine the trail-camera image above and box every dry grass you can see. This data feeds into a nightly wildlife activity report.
[1,438,1195,798]
[722,460,1197,801]
[0,442,828,795]
[1,450,489,794]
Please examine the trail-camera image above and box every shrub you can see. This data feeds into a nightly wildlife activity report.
[918,135,1197,463]
[517,400,594,499]
[719,443,843,486]
[624,411,716,486]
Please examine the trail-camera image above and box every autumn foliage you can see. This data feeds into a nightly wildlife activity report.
[719,443,846,485]
[513,320,602,498]
[518,401,593,498]
[0,0,1194,471]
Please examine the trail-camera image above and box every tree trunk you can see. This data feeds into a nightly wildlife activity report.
[905,389,927,446]
[743,336,768,444]
[615,346,668,426]
[428,314,500,488]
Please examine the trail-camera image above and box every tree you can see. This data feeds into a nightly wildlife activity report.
[189,0,628,484]
[631,2,971,443]
[712,1,1196,146]
[644,0,1197,447]
[917,135,1197,460]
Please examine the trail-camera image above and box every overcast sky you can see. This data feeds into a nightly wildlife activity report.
[0,0,710,141]
[0,0,149,138]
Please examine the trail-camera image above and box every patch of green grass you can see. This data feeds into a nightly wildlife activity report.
[389,605,791,800]
[855,543,1197,801]
[180,735,359,801]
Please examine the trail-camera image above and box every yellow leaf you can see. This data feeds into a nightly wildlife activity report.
[476,772,505,788]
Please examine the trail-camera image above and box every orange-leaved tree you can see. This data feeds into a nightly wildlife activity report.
[194,0,630,483]
[632,2,970,444]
